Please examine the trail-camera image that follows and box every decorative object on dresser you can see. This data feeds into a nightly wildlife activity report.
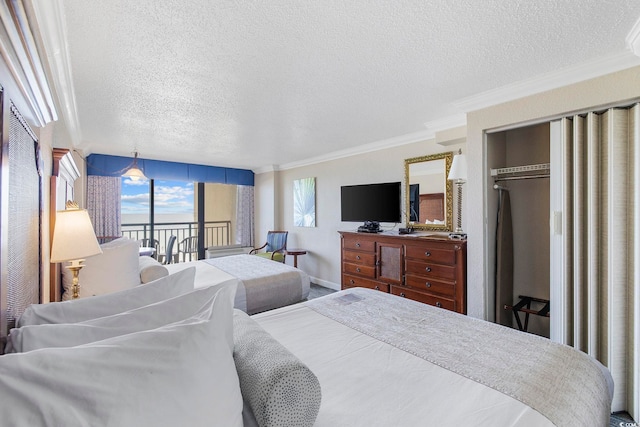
[447,149,468,239]
[339,231,466,314]
[50,201,103,299]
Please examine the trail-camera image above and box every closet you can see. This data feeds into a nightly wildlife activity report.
[486,123,550,338]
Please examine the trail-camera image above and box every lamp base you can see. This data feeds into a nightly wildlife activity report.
[64,259,86,299]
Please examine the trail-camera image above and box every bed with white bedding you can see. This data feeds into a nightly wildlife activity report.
[165,254,310,314]
[0,269,613,427]
[245,287,614,426]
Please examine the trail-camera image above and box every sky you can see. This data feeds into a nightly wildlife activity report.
[121,178,194,215]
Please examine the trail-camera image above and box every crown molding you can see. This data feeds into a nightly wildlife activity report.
[0,0,57,127]
[274,129,436,172]
[423,113,467,133]
[253,164,279,174]
[452,50,640,113]
[29,0,81,144]
[626,16,640,57]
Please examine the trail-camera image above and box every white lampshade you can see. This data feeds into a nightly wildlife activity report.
[448,153,467,182]
[51,209,103,263]
[122,151,147,182]
[122,165,147,181]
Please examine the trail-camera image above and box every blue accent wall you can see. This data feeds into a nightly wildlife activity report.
[86,154,254,186]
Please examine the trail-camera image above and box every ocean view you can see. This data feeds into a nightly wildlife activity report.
[121,213,196,225]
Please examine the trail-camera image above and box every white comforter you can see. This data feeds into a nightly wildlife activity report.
[166,255,309,314]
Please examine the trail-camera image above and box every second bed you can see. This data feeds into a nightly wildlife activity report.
[165,254,310,314]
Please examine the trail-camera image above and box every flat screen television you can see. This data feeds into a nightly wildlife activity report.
[340,181,402,225]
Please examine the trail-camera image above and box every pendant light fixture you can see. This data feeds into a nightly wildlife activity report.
[122,151,147,181]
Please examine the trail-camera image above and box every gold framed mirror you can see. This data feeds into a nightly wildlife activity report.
[404,152,453,231]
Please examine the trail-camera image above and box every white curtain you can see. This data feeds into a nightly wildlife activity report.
[87,176,121,243]
[558,105,639,417]
[235,185,254,247]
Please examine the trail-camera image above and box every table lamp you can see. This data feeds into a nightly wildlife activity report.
[50,203,103,299]
[447,149,467,239]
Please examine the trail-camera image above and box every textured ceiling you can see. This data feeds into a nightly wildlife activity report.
[38,0,640,171]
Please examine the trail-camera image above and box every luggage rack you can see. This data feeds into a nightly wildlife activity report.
[504,295,550,332]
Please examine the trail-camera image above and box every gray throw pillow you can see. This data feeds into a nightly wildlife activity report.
[233,310,321,427]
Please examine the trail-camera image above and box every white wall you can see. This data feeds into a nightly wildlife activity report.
[256,139,464,288]
[255,170,276,245]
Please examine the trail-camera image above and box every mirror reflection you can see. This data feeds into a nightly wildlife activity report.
[404,152,453,231]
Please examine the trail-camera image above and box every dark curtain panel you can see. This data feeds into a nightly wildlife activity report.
[495,189,513,327]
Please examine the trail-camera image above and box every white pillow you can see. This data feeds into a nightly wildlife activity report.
[0,282,243,427]
[62,237,140,300]
[9,282,237,353]
[18,267,196,327]
[138,255,169,283]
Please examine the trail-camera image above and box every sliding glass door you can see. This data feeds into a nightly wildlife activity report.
[121,179,246,262]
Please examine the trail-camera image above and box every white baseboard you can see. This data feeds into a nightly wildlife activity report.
[310,277,341,291]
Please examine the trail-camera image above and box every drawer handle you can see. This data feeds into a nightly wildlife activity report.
[356,267,361,273]
[425,251,431,257]
[400,292,406,298]
[426,282,432,288]
[356,255,361,260]
[425,267,432,272]
[350,279,355,284]
[375,285,380,290]
[436,302,442,308]
[356,243,361,247]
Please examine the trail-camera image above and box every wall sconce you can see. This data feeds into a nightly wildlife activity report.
[447,149,467,239]
[50,202,103,299]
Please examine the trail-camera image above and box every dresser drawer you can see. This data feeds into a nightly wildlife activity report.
[405,245,456,265]
[343,250,376,266]
[342,274,389,292]
[343,262,376,278]
[405,259,456,280]
[404,274,455,298]
[342,235,376,252]
[391,285,455,311]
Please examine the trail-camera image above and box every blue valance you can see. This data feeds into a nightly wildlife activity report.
[86,154,254,186]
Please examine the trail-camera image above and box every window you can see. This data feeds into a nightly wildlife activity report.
[120,178,241,261]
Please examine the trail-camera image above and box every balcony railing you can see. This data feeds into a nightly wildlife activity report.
[120,220,232,261]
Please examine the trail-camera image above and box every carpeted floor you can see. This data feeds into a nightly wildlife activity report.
[611,411,636,426]
[308,283,636,425]
[308,283,336,300]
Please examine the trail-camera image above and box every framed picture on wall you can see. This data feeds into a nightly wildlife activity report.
[293,177,316,227]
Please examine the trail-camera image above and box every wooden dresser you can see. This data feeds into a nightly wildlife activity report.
[339,231,467,314]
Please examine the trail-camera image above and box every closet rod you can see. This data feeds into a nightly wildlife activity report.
[493,184,509,191]
[494,173,549,183]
